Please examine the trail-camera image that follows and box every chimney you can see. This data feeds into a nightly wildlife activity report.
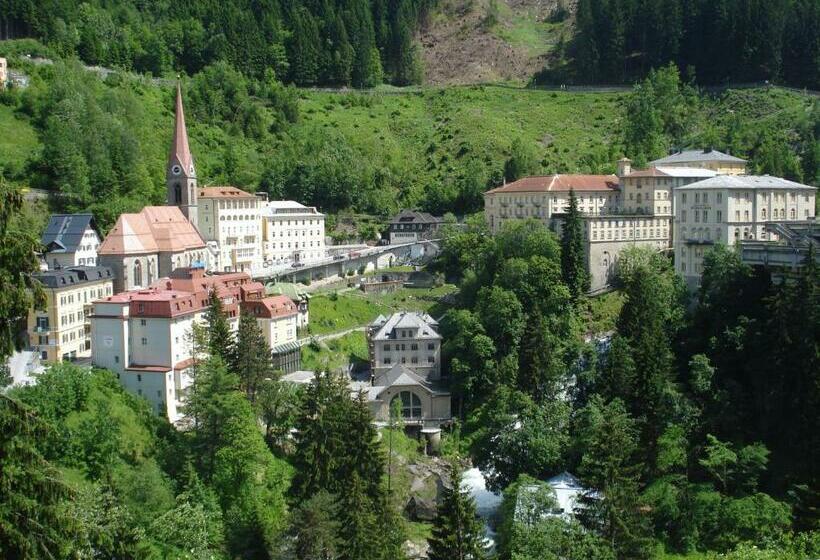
[617,158,632,177]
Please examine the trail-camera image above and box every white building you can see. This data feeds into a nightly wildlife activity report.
[198,186,263,272]
[41,214,101,269]
[674,175,817,287]
[261,200,326,264]
[90,267,298,422]
[650,148,747,175]
[368,312,442,380]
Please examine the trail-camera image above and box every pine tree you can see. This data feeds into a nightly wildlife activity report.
[205,289,233,362]
[0,395,76,558]
[338,472,381,560]
[428,462,486,560]
[343,391,386,501]
[230,309,275,403]
[561,189,590,301]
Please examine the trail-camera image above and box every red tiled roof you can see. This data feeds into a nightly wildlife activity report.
[624,167,669,178]
[242,295,297,319]
[98,206,205,255]
[485,174,619,194]
[198,186,256,198]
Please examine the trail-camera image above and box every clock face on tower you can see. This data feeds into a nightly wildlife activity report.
[171,165,182,176]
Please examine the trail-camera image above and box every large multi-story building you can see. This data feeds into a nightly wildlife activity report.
[97,206,210,293]
[90,267,298,422]
[261,200,326,264]
[198,186,263,272]
[650,149,747,175]
[368,312,442,380]
[28,266,114,362]
[674,175,817,287]
[365,311,450,426]
[41,214,101,269]
[484,174,621,234]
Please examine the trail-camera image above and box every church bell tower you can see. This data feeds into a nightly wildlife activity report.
[167,82,198,229]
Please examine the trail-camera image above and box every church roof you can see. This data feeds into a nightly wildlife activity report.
[167,83,194,176]
[98,206,205,255]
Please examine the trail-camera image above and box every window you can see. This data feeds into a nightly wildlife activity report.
[384,344,391,351]
[391,391,422,419]
[384,357,391,365]
[428,356,435,363]
[137,374,142,382]
[411,343,418,351]
[140,319,146,326]
[682,210,687,222]
[141,337,147,345]
[427,343,435,350]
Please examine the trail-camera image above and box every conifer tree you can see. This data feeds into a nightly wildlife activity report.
[230,309,275,403]
[561,189,590,301]
[428,461,486,560]
[205,289,233,362]
[338,472,381,560]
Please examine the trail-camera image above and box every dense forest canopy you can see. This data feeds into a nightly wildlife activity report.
[564,0,820,89]
[0,0,433,86]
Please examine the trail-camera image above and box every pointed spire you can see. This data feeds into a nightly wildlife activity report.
[168,80,194,177]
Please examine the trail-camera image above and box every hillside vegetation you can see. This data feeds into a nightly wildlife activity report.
[1,52,817,232]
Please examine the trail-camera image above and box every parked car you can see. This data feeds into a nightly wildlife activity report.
[291,262,305,268]
[333,254,346,261]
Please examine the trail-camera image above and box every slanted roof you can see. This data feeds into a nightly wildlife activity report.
[389,210,444,225]
[675,175,818,191]
[33,265,113,289]
[650,149,746,166]
[267,282,310,301]
[198,186,256,199]
[370,311,440,341]
[98,206,205,255]
[167,82,195,176]
[625,166,717,179]
[372,364,449,399]
[41,214,96,254]
[485,174,619,195]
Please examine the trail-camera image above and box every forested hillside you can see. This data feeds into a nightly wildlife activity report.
[0,0,432,86]
[563,0,820,88]
[1,52,818,232]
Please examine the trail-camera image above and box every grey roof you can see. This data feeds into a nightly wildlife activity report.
[675,175,817,191]
[372,364,450,398]
[389,210,444,225]
[33,265,113,289]
[41,214,96,253]
[370,311,440,341]
[650,149,747,165]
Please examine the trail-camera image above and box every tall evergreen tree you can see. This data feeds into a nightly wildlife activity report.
[205,288,233,362]
[230,309,275,403]
[560,189,590,301]
[428,461,486,560]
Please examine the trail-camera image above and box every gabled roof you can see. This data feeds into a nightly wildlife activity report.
[198,186,255,199]
[675,175,817,191]
[372,364,450,398]
[389,210,444,225]
[167,83,195,177]
[650,149,746,166]
[41,214,96,254]
[624,166,717,179]
[370,311,440,341]
[98,206,205,255]
[485,174,619,195]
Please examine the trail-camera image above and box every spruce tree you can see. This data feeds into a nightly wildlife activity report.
[338,472,381,560]
[428,461,486,560]
[230,309,275,403]
[561,188,590,301]
[205,289,233,362]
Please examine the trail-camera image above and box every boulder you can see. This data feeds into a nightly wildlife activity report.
[405,495,438,522]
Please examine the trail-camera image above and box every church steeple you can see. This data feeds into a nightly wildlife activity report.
[167,81,198,229]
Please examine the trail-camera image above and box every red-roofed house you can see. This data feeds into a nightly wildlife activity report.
[90,267,299,422]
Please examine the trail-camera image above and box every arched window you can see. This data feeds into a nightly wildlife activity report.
[133,260,143,287]
[174,183,182,203]
[391,391,422,419]
[147,260,154,284]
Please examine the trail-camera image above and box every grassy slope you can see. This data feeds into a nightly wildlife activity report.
[0,104,39,177]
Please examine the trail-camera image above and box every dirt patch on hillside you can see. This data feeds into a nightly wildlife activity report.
[418,0,572,85]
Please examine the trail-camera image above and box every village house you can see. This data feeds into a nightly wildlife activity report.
[387,210,445,244]
[28,266,114,362]
[90,267,298,422]
[41,213,101,269]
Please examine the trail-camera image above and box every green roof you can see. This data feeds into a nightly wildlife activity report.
[266,281,310,301]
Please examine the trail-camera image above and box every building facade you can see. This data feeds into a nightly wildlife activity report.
[41,213,101,269]
[261,200,326,264]
[97,206,210,293]
[28,266,114,362]
[90,267,298,422]
[0,57,6,88]
[674,175,817,287]
[198,186,263,272]
[388,210,445,244]
[368,312,442,380]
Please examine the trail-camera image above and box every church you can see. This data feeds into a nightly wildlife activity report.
[98,84,215,292]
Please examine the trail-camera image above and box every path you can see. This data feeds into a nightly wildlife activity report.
[296,325,366,348]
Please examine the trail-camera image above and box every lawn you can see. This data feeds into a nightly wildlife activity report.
[305,284,457,336]
[300,331,369,372]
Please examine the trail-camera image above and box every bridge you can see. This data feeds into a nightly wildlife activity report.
[251,239,441,284]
